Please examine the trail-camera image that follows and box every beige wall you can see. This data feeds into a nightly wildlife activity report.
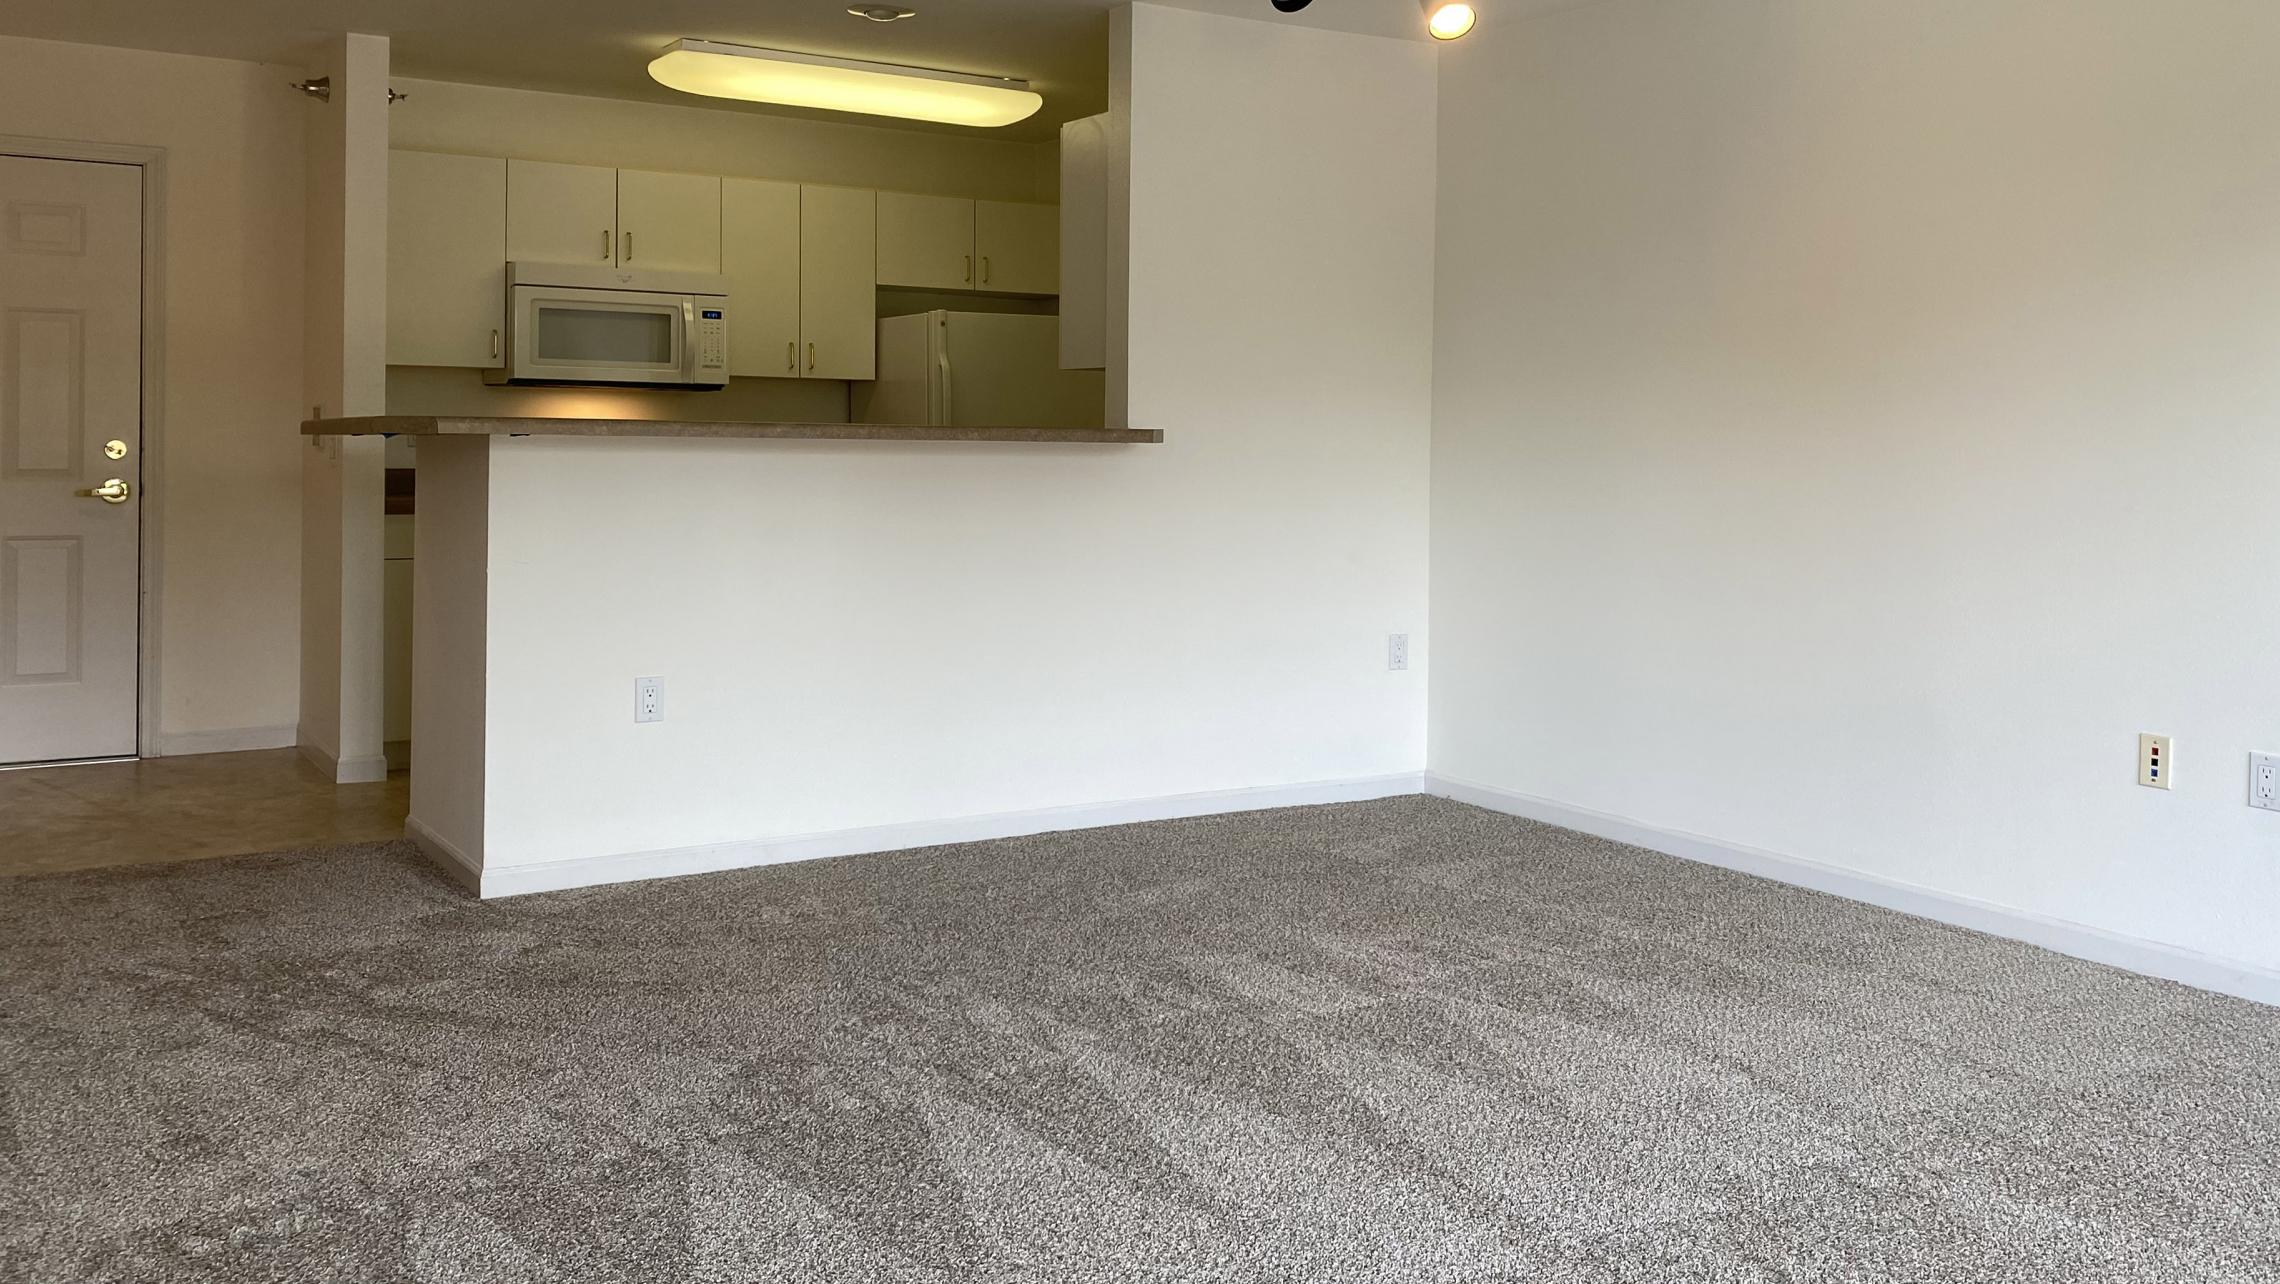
[1430,0,2280,979]
[0,35,306,752]
[388,77,1057,203]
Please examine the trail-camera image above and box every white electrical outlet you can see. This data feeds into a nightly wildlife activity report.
[2250,753,2280,812]
[635,676,664,724]
[2138,733,2172,790]
[1388,633,1410,672]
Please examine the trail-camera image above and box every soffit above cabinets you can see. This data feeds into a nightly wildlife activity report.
[0,0,1604,141]
[0,0,1110,141]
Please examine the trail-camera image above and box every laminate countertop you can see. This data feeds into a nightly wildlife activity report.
[302,416,1163,445]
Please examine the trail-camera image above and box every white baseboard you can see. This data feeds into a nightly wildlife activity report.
[1426,772,2280,1010]
[295,737,390,785]
[468,771,1428,900]
[405,816,481,894]
[146,724,297,757]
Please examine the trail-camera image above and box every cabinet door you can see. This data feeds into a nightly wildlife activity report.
[799,185,877,381]
[975,200,1059,295]
[388,150,506,367]
[507,159,617,267]
[617,169,721,273]
[721,178,801,378]
[875,191,975,290]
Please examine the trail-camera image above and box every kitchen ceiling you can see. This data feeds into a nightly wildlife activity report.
[0,0,1511,142]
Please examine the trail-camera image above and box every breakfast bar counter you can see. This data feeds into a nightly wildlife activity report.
[327,411,1159,898]
[302,415,1163,445]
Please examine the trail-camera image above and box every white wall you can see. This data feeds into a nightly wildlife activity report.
[1431,0,2280,974]
[412,2,1435,881]
[0,36,305,752]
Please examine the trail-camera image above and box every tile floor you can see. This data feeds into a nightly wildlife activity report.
[0,749,407,877]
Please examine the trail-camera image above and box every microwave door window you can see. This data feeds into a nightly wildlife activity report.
[535,305,675,366]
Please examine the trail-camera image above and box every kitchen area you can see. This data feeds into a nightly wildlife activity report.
[349,61,1132,773]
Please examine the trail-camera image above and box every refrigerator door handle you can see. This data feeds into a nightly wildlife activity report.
[936,324,953,426]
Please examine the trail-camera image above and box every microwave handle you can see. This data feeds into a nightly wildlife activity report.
[682,298,697,383]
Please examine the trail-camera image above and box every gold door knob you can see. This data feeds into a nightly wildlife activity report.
[76,478,132,504]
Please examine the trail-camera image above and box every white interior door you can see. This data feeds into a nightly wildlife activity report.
[0,155,143,763]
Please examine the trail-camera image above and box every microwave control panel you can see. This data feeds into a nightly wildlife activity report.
[696,307,728,377]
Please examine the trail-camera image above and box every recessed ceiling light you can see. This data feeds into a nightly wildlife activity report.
[1423,0,1477,39]
[648,39,1042,128]
[848,5,917,21]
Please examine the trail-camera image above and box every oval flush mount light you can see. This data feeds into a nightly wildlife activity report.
[1270,0,1313,11]
[848,5,916,20]
[649,39,1041,127]
[1424,0,1477,39]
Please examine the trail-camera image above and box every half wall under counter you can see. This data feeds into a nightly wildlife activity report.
[306,415,1163,897]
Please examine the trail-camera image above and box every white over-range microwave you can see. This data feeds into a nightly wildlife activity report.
[485,263,730,388]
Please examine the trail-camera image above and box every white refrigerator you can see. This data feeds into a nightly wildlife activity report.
[853,311,1106,429]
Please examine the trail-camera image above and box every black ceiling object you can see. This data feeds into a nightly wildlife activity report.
[1270,0,1313,11]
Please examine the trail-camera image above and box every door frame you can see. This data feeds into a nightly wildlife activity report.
[0,135,170,760]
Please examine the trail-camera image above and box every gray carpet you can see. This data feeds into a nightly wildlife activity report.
[2,796,2276,1283]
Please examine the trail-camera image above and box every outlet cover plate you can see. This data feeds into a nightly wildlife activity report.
[2251,752,2280,812]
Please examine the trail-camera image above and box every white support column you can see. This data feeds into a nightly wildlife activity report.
[297,32,392,783]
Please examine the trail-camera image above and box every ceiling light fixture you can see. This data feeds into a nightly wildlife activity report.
[1423,0,1477,40]
[847,5,917,21]
[647,39,1042,127]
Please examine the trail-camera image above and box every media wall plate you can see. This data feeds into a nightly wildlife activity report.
[2138,733,2172,790]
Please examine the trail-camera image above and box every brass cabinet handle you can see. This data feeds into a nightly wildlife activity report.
[623,231,632,262]
[787,340,796,372]
[601,229,611,260]
[982,255,990,284]
[963,254,971,284]
[76,478,131,504]
[807,342,816,372]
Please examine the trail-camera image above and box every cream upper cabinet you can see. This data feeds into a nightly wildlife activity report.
[616,169,721,273]
[975,200,1058,295]
[800,185,876,381]
[388,150,506,368]
[507,159,618,266]
[721,178,801,378]
[876,191,976,290]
